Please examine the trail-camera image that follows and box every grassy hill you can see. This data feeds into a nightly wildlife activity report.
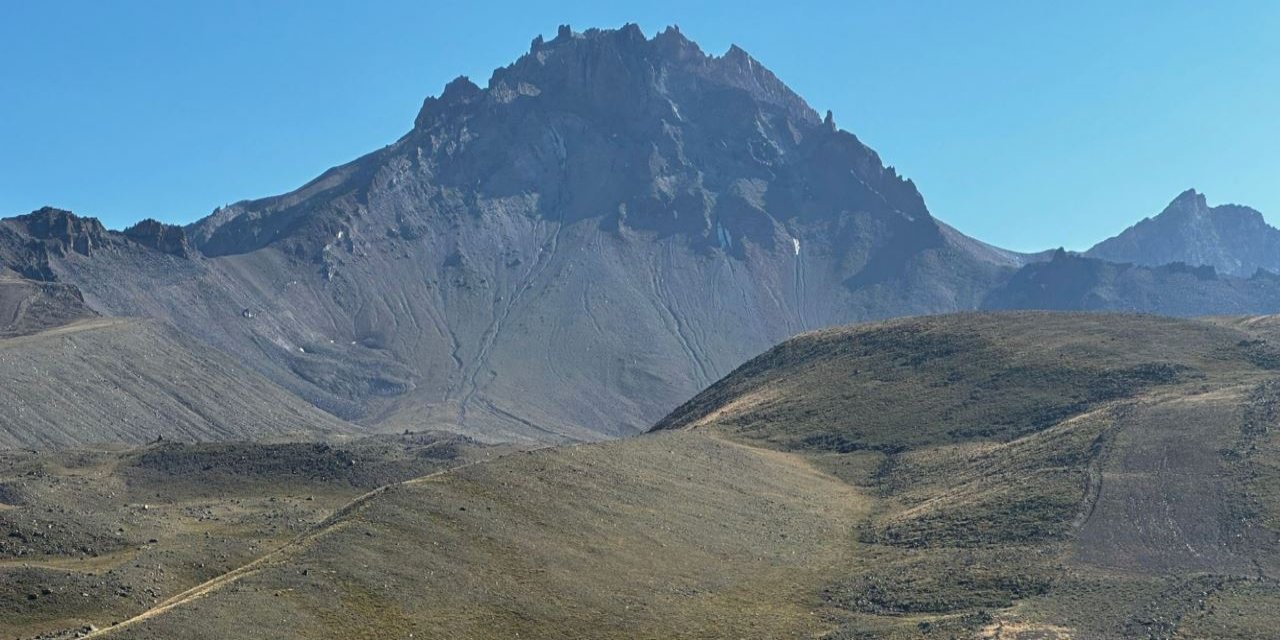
[659,312,1280,638]
[0,433,503,639]
[7,312,1280,639]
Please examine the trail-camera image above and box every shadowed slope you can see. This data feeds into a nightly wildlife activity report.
[655,312,1239,449]
[0,276,96,337]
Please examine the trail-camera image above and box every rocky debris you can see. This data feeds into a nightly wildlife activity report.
[24,624,97,640]
[0,319,354,449]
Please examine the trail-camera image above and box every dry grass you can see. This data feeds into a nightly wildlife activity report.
[89,431,873,639]
[12,312,1280,639]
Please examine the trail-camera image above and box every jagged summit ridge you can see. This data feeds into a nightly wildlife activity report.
[416,24,820,131]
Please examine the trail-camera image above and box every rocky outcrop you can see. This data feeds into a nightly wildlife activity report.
[158,24,1022,440]
[122,219,193,257]
[7,207,108,257]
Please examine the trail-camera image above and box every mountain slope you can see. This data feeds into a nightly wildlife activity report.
[52,312,1280,639]
[0,25,1021,443]
[0,318,354,448]
[1087,189,1280,277]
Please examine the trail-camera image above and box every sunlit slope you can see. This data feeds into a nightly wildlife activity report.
[659,312,1280,638]
[91,431,869,640]
[656,312,1255,449]
[80,312,1280,638]
[0,433,498,639]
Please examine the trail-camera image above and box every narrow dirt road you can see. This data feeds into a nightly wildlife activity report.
[80,445,549,639]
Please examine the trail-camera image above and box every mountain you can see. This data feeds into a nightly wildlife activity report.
[0,25,1025,444]
[6,26,1280,449]
[34,313,1280,639]
[1087,189,1280,277]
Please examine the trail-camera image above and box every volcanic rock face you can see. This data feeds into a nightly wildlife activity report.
[1087,189,1280,277]
[1,25,1023,442]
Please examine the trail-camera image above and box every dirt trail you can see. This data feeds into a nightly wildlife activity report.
[79,433,847,638]
[0,550,134,573]
[80,445,549,638]
[0,317,130,349]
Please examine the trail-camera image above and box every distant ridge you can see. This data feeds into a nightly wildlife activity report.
[1087,189,1280,277]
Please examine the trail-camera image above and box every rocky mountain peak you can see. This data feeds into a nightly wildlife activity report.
[1156,188,1212,224]
[1169,187,1208,209]
[403,25,922,231]
[1161,189,1267,229]
[189,24,934,261]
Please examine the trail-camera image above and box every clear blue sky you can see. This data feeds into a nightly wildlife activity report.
[3,1,1277,251]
